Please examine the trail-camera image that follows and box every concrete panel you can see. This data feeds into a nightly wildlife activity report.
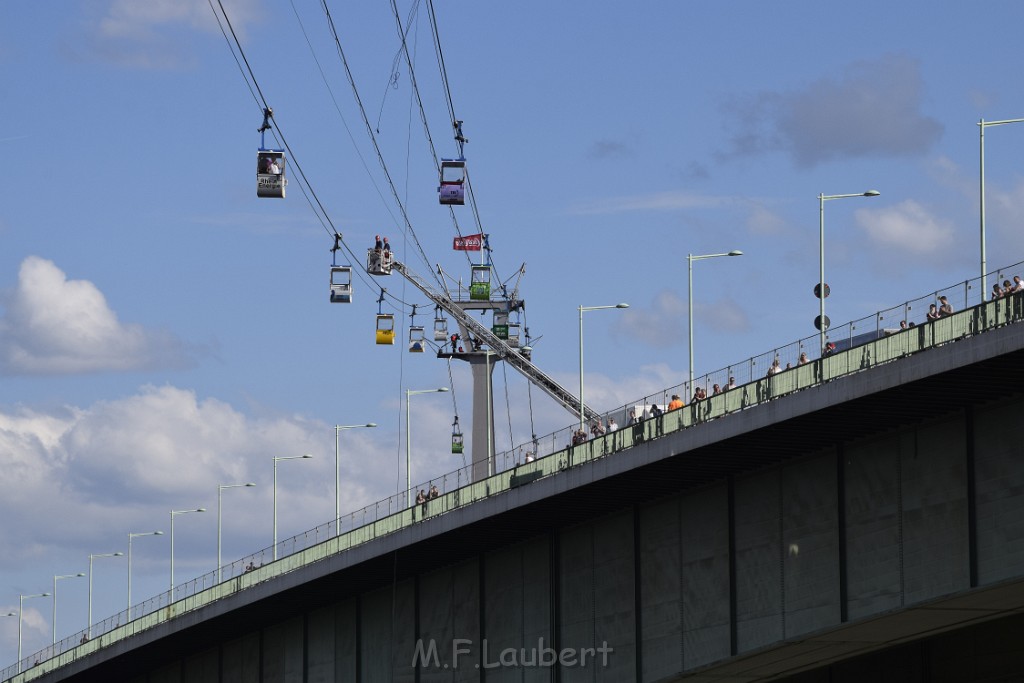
[361,581,415,683]
[334,599,357,683]
[592,510,635,682]
[420,566,456,683]
[974,395,1024,585]
[522,535,552,683]
[263,616,303,683]
[149,660,182,683]
[559,521,594,683]
[419,558,480,683]
[183,648,218,683]
[902,414,969,604]
[639,496,682,681]
[735,468,782,652]
[222,631,260,683]
[681,485,730,670]
[307,606,334,683]
[844,433,902,620]
[484,543,525,683]
[782,453,840,637]
[452,559,480,683]
[559,511,634,683]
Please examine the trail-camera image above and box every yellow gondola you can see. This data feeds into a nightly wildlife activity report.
[376,314,395,345]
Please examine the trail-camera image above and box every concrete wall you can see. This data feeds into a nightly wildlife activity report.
[64,396,1024,683]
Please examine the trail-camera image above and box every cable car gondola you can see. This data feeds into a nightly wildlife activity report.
[438,158,466,205]
[409,326,425,353]
[329,266,352,304]
[492,310,509,340]
[376,314,395,345]
[433,313,448,341]
[506,322,521,348]
[451,417,464,454]
[256,109,286,198]
[470,265,491,301]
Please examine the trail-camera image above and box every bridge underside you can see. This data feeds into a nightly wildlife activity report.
[27,324,1024,682]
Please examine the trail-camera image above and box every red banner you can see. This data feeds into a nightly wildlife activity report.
[453,234,484,251]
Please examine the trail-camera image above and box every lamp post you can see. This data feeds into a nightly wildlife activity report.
[979,117,1024,297]
[170,508,205,590]
[273,455,313,560]
[218,483,255,582]
[405,388,449,507]
[18,592,51,672]
[688,252,742,388]
[578,304,629,430]
[87,551,123,639]
[334,423,376,535]
[818,190,880,353]
[52,572,85,644]
[127,530,163,611]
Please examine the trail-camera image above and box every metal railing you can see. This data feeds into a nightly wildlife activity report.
[5,261,1024,682]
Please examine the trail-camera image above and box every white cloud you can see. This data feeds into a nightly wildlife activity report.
[0,385,391,571]
[80,0,263,69]
[0,256,197,375]
[856,200,954,255]
[721,54,943,167]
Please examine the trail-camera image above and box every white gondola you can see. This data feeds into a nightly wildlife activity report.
[506,323,521,348]
[438,158,466,205]
[409,326,425,353]
[257,150,287,198]
[433,316,448,341]
[329,266,352,303]
[367,247,393,276]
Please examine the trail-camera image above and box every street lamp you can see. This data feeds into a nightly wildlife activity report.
[18,592,51,673]
[87,551,123,638]
[979,117,1024,297]
[218,483,255,582]
[688,252,742,388]
[273,455,313,560]
[170,508,206,590]
[127,530,163,611]
[52,572,85,644]
[335,423,376,535]
[578,304,629,430]
[818,190,880,353]
[406,388,449,507]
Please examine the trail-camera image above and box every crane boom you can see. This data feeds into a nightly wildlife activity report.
[392,260,601,423]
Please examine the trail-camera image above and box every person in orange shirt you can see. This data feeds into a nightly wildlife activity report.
[667,394,684,411]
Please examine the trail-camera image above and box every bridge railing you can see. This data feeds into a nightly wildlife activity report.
[6,261,1024,682]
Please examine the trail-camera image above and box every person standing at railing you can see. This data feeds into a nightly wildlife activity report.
[938,296,954,317]
[927,304,940,321]
[992,283,1004,301]
[1013,276,1024,293]
[668,394,684,411]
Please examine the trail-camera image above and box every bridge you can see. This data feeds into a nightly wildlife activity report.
[6,291,1024,682]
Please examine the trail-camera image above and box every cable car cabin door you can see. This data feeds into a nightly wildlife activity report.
[438,159,466,205]
[257,151,286,198]
[376,314,395,345]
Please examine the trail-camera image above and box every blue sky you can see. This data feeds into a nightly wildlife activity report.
[3,0,1024,665]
